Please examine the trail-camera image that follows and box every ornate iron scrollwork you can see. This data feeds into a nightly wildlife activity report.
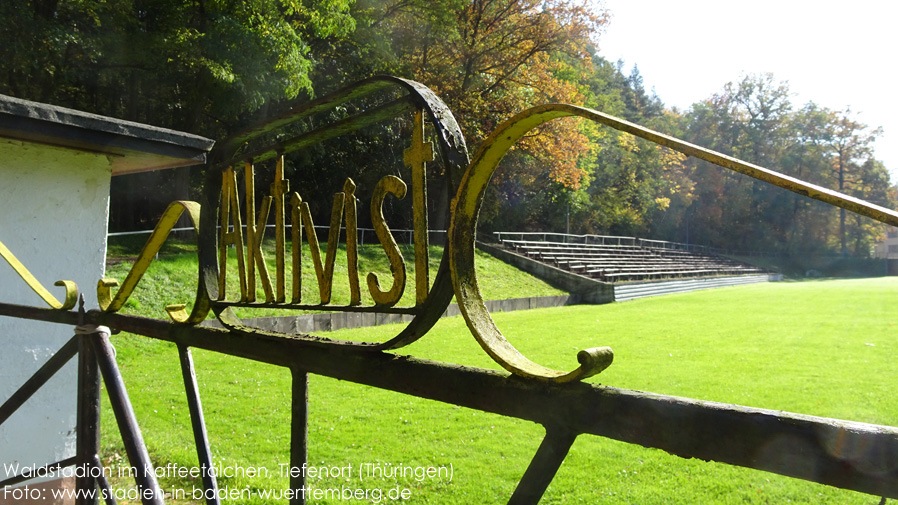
[6,79,898,384]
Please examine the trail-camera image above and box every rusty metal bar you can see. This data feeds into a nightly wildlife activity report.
[220,79,395,159]
[469,105,898,228]
[91,309,898,499]
[507,428,577,505]
[236,96,416,165]
[0,336,77,426]
[76,326,101,505]
[289,368,309,505]
[3,302,897,500]
[177,345,220,505]
[89,328,164,505]
[0,300,80,325]
[93,454,118,505]
[0,456,76,488]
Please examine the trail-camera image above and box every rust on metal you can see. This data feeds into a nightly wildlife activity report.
[367,175,408,306]
[4,77,898,378]
[272,155,290,303]
[97,200,210,323]
[405,108,434,305]
[2,301,897,500]
[183,77,470,353]
[3,75,898,505]
[5,78,898,378]
[243,160,274,303]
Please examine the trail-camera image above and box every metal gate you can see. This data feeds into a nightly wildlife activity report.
[2,76,897,504]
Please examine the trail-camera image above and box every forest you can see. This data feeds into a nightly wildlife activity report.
[2,0,893,257]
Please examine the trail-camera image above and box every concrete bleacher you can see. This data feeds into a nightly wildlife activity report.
[494,232,767,284]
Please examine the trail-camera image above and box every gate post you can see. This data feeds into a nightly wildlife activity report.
[178,345,220,504]
[290,368,309,505]
[75,317,101,505]
[507,428,577,505]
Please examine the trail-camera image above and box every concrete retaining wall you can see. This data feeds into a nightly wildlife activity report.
[203,294,575,334]
[209,273,782,334]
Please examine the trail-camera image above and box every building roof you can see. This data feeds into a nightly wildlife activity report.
[0,94,214,175]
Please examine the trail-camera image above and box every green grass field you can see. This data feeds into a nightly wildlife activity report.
[105,238,564,319]
[98,242,898,504]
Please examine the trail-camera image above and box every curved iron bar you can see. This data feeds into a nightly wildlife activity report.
[5,79,898,505]
[20,82,896,382]
[196,75,470,351]
[448,103,898,382]
[97,200,210,324]
[0,239,78,310]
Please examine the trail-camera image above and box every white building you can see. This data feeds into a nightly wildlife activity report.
[0,94,212,503]
[873,227,898,259]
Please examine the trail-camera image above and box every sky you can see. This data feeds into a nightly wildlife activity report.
[595,0,898,179]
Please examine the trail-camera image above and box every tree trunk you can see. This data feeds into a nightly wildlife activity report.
[840,208,847,256]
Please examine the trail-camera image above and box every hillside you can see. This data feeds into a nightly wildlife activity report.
[105,236,564,320]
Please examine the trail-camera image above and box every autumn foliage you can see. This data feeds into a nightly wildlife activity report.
[373,0,604,190]
[3,0,892,256]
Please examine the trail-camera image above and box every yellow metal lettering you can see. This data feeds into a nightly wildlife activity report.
[252,195,275,302]
[404,109,434,305]
[343,178,361,306]
[367,175,407,306]
[305,189,345,304]
[215,157,422,310]
[98,201,209,323]
[290,192,303,303]
[244,162,258,301]
[296,198,325,302]
[219,167,247,301]
[271,156,290,302]
[244,162,274,303]
[244,162,256,299]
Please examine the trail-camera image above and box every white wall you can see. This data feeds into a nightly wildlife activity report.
[0,138,112,476]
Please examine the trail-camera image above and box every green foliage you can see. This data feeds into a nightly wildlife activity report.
[5,2,893,258]
[0,0,354,135]
[462,63,894,260]
[678,74,894,255]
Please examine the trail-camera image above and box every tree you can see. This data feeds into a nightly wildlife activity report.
[681,75,802,251]
[380,0,605,183]
[1,0,356,134]
[825,109,883,255]
[845,158,895,255]
[678,74,894,257]
[1,0,357,230]
[780,103,837,252]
